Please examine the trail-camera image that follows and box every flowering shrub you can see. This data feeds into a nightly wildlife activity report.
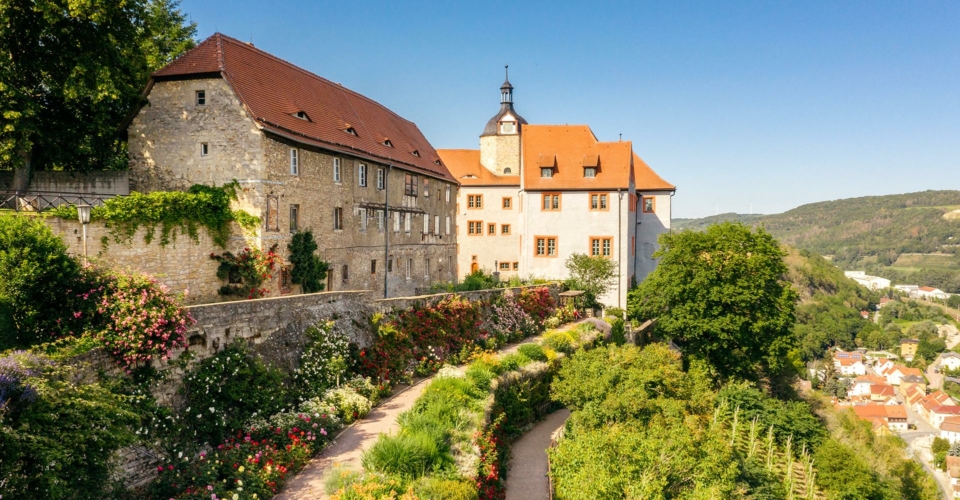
[293,320,350,400]
[0,351,43,419]
[489,298,536,344]
[515,287,556,325]
[180,343,289,445]
[323,386,373,425]
[211,245,282,299]
[554,304,580,325]
[75,267,192,371]
[474,413,506,500]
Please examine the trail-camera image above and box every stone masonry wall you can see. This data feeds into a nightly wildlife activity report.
[45,217,257,304]
[479,133,521,176]
[0,170,129,195]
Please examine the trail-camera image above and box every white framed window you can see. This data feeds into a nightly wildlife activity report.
[358,163,367,186]
[425,258,430,278]
[393,211,400,232]
[434,215,440,235]
[333,158,341,183]
[404,212,411,233]
[584,167,597,178]
[290,149,299,175]
[377,209,385,230]
[445,216,451,235]
[423,215,429,234]
[359,208,368,231]
[406,258,412,279]
[200,142,209,156]
[423,178,430,197]
[445,185,451,202]
[377,168,385,190]
[196,90,206,105]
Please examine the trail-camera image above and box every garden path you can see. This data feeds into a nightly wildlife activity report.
[275,335,548,500]
[503,408,570,500]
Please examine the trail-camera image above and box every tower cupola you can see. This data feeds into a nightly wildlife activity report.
[481,65,527,137]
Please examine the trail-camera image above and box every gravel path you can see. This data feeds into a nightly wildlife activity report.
[275,334,554,499]
[504,408,570,500]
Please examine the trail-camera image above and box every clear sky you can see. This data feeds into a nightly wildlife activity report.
[180,0,960,218]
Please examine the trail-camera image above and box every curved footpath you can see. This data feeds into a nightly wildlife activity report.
[504,408,570,500]
[275,336,547,500]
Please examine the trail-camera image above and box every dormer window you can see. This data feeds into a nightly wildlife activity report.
[294,111,310,121]
[500,121,516,134]
[434,159,442,166]
[344,127,357,136]
[540,167,554,178]
[383,139,393,147]
[411,150,420,157]
[584,167,597,178]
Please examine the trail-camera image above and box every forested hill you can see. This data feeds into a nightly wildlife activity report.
[677,190,960,292]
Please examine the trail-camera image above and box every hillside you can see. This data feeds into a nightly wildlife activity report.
[678,190,960,292]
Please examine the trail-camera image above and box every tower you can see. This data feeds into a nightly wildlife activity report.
[480,66,526,175]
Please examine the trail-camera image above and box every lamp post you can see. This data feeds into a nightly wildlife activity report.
[76,205,91,266]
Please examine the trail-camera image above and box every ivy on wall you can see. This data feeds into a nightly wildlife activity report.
[51,181,260,248]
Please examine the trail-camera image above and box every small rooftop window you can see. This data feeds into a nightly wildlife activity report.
[411,150,420,157]
[434,159,442,165]
[294,111,310,121]
[383,139,393,147]
[344,127,357,136]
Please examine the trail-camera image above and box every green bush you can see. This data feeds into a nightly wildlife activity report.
[517,343,548,362]
[288,229,330,293]
[322,385,373,425]
[543,329,579,355]
[180,342,289,444]
[0,215,82,349]
[413,476,479,500]
[361,431,448,478]
[293,320,350,400]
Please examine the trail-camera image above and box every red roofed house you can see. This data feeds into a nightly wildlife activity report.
[941,416,960,443]
[946,455,960,498]
[850,374,886,397]
[930,404,960,429]
[851,404,908,432]
[438,72,675,307]
[869,383,897,403]
[126,34,458,299]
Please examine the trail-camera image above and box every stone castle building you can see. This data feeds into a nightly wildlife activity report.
[127,33,458,298]
[438,74,675,308]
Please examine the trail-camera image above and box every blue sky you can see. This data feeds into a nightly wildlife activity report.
[180,0,960,218]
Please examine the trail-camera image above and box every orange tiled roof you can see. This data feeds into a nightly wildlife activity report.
[633,153,675,191]
[871,384,896,397]
[932,405,960,416]
[856,375,886,384]
[884,405,907,419]
[436,149,520,187]
[941,416,960,433]
[150,33,454,182]
[852,404,888,420]
[522,125,633,191]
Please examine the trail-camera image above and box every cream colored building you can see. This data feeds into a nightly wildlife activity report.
[439,76,675,308]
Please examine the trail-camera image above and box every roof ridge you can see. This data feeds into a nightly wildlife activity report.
[215,34,418,127]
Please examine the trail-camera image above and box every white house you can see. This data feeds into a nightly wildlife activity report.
[844,271,891,290]
[941,416,960,443]
[439,75,675,308]
[940,352,960,372]
[850,375,885,397]
[917,286,949,301]
[837,358,866,377]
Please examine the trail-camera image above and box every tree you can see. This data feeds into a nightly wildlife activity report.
[0,0,196,174]
[565,253,617,307]
[628,223,799,382]
[288,230,329,293]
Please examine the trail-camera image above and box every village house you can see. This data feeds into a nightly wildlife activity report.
[437,74,675,308]
[843,271,891,290]
[940,352,960,372]
[898,374,927,398]
[900,338,919,361]
[850,375,886,397]
[833,350,866,376]
[915,390,959,425]
[917,286,949,301]
[946,455,960,498]
[941,416,960,443]
[126,33,458,298]
[849,404,909,432]
[879,364,922,386]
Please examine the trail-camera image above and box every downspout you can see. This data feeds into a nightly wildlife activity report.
[384,165,393,299]
[618,188,623,309]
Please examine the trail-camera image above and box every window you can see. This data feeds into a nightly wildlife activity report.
[501,224,510,235]
[371,259,377,275]
[404,213,411,233]
[468,194,483,209]
[359,208,368,231]
[295,111,309,120]
[377,168,385,190]
[377,210,385,230]
[434,215,440,235]
[502,197,512,209]
[404,173,418,196]
[333,158,341,183]
[488,223,496,235]
[643,196,656,213]
[425,258,430,278]
[423,178,430,197]
[405,259,412,279]
[334,207,343,230]
[200,142,209,156]
[590,237,613,258]
[388,257,393,273]
[590,193,609,211]
[504,168,512,174]
[535,236,558,257]
[512,262,519,270]
[383,139,393,147]
[467,221,483,235]
[541,193,561,211]
[499,262,510,271]
[445,216,451,235]
[445,185,451,202]
[540,167,553,178]
[423,215,429,234]
[289,204,299,232]
[358,164,367,186]
[344,127,357,136]
[341,264,349,282]
[584,167,597,178]
[289,149,299,175]
[195,90,206,105]
[394,212,400,232]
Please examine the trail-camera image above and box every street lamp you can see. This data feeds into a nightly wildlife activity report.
[76,205,91,266]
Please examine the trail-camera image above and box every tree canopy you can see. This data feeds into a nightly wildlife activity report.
[0,0,196,173]
[564,253,617,307]
[628,222,798,382]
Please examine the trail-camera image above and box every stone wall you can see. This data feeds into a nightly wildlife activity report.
[45,217,257,304]
[480,133,521,175]
[0,170,129,195]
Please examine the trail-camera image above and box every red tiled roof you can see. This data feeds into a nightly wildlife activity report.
[522,125,635,191]
[871,384,895,397]
[436,149,520,187]
[920,286,938,292]
[633,153,676,191]
[151,33,454,182]
[941,416,960,433]
[933,405,960,415]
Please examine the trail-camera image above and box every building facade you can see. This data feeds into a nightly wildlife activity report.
[438,75,675,308]
[127,33,458,298]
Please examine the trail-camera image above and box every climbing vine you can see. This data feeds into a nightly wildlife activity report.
[210,245,281,299]
[51,181,260,248]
